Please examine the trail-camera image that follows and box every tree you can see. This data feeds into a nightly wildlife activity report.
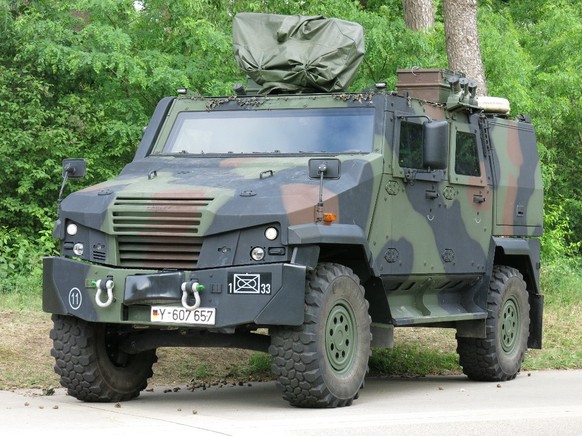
[403,0,435,31]
[443,0,487,95]
[0,0,579,265]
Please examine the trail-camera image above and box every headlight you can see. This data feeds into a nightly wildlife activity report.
[250,247,265,261]
[66,223,78,236]
[264,227,278,241]
[73,243,84,256]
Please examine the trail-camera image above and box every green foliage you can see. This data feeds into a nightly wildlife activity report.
[246,352,272,374]
[540,258,582,308]
[478,7,534,113]
[193,363,211,379]
[525,258,582,370]
[503,0,582,255]
[223,351,273,379]
[0,0,580,263]
[0,227,45,295]
[477,0,582,257]
[540,196,580,261]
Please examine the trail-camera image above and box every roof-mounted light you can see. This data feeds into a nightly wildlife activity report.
[475,96,511,114]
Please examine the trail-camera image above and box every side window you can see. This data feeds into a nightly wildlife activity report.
[455,131,480,176]
[399,121,423,169]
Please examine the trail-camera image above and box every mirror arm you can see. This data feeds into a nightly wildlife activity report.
[57,168,71,207]
[316,163,327,222]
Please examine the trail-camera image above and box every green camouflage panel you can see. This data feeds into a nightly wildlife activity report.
[44,80,543,343]
[367,99,492,326]
[487,118,543,236]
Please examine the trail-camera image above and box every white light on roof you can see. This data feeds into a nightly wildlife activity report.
[476,96,511,114]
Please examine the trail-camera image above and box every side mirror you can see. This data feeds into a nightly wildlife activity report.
[58,158,86,205]
[423,120,448,170]
[62,158,86,179]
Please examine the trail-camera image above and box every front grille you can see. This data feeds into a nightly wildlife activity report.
[117,235,203,269]
[112,196,213,269]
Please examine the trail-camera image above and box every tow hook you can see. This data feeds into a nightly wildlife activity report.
[180,280,205,311]
[94,277,115,308]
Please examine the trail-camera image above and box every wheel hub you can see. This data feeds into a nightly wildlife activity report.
[501,297,520,353]
[325,301,356,373]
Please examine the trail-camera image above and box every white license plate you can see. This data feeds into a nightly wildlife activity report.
[150,306,216,325]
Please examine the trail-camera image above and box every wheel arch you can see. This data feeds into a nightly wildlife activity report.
[288,223,385,325]
[288,223,375,282]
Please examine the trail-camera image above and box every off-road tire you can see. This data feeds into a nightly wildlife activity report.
[50,314,157,402]
[269,263,371,408]
[456,266,530,381]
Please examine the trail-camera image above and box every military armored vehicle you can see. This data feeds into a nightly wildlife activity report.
[43,13,543,408]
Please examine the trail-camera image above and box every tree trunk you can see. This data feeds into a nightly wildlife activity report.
[403,0,435,31]
[443,0,487,95]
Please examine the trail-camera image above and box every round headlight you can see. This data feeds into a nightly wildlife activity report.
[265,227,278,241]
[250,247,265,261]
[73,243,84,256]
[66,223,78,236]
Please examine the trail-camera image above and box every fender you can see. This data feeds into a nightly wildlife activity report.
[493,236,541,294]
[288,223,374,277]
[288,223,369,246]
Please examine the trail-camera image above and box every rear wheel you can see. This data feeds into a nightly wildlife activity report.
[269,263,371,408]
[457,266,530,381]
[50,315,157,402]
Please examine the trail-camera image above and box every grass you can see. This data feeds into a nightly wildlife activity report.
[0,258,580,391]
[525,258,582,369]
[370,329,461,377]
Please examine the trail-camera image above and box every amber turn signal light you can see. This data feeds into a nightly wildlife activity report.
[323,213,337,223]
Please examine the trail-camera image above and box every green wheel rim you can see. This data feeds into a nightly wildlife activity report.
[325,301,356,373]
[501,296,520,353]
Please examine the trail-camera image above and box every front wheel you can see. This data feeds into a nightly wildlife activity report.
[269,263,371,408]
[457,266,530,381]
[50,315,157,402]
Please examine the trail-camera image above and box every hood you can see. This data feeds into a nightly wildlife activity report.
[59,155,382,239]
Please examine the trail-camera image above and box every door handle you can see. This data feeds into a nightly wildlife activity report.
[473,194,486,204]
[425,190,439,200]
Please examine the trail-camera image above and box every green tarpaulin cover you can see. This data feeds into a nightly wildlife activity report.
[233,13,365,94]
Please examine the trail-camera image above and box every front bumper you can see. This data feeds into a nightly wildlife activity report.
[43,256,306,329]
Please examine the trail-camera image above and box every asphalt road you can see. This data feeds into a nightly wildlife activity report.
[2,370,582,435]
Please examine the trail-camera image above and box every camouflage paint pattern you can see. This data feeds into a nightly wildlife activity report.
[43,71,543,345]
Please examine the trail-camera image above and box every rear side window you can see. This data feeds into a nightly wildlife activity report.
[398,121,423,168]
[455,131,480,176]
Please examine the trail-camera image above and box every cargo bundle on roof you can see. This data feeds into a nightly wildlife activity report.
[232,12,365,94]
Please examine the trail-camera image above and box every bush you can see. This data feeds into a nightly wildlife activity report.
[540,257,582,307]
[0,226,53,295]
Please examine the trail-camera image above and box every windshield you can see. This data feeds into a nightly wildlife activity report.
[159,107,375,155]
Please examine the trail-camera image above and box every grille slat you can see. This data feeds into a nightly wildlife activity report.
[114,199,210,206]
[120,243,198,253]
[114,224,200,232]
[119,251,200,262]
[112,196,212,269]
